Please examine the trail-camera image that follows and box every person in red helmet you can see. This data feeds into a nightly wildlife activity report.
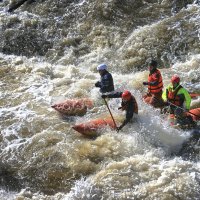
[162,75,191,116]
[102,90,138,131]
[142,60,164,108]
[172,107,197,130]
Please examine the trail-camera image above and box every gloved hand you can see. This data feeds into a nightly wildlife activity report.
[143,82,148,86]
[101,94,107,99]
[161,106,170,114]
[165,101,170,106]
[95,81,101,87]
[116,125,123,132]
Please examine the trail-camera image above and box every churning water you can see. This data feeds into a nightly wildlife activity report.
[0,0,200,199]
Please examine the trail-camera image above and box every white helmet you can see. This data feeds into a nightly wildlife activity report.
[97,64,107,71]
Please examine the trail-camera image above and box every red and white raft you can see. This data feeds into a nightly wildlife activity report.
[72,117,116,137]
[51,98,94,116]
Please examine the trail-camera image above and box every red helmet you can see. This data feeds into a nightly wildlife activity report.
[122,90,132,101]
[171,75,180,84]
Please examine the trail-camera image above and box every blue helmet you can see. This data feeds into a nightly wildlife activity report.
[97,64,107,71]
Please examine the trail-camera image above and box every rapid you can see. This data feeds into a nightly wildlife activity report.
[0,0,200,199]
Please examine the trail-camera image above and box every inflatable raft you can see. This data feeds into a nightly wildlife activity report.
[187,108,200,121]
[72,117,116,137]
[51,98,94,116]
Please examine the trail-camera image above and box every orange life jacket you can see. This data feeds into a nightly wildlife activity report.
[121,96,138,114]
[148,69,163,94]
[167,85,183,106]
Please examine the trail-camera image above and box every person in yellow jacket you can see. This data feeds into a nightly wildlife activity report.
[162,75,191,117]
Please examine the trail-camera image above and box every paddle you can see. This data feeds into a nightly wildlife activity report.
[167,101,200,118]
[103,98,118,131]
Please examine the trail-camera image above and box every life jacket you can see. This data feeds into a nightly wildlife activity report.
[148,69,163,94]
[100,71,114,93]
[121,96,138,114]
[167,85,183,106]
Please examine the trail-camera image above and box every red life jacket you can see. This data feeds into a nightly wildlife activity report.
[148,69,163,94]
[167,85,183,106]
[121,96,138,114]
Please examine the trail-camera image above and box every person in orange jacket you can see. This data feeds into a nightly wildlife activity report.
[172,107,197,130]
[142,60,164,108]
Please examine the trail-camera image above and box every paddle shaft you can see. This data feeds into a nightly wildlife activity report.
[167,101,200,118]
[103,98,117,129]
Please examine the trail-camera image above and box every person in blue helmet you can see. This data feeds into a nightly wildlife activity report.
[95,64,114,94]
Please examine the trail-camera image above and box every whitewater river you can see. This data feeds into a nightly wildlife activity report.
[0,0,200,199]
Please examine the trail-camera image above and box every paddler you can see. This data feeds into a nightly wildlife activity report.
[102,90,138,131]
[162,75,191,114]
[142,59,164,108]
[95,64,115,94]
[172,107,197,130]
